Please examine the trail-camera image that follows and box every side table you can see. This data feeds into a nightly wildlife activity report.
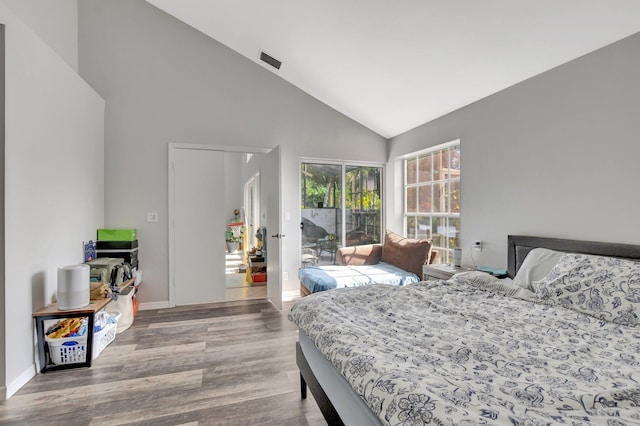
[424,264,474,281]
[33,297,111,373]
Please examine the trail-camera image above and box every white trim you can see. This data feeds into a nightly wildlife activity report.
[397,138,460,160]
[168,145,176,308]
[300,156,383,168]
[139,301,171,311]
[244,172,260,250]
[168,142,275,307]
[341,163,346,243]
[169,143,270,154]
[6,365,35,399]
[402,140,461,258]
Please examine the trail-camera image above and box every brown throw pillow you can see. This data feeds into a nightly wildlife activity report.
[381,230,432,277]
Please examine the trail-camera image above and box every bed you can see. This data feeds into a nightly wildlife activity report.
[288,235,640,425]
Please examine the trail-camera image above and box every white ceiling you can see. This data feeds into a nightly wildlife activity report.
[146,0,640,138]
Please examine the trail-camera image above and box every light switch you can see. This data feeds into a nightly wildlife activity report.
[146,212,158,223]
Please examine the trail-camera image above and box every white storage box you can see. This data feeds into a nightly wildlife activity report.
[45,313,119,365]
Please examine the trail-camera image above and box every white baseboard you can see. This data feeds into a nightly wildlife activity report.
[6,365,36,399]
[139,301,170,310]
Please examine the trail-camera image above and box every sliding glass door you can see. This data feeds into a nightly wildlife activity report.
[301,162,383,266]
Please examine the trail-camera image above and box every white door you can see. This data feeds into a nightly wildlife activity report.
[263,147,282,309]
[172,148,226,305]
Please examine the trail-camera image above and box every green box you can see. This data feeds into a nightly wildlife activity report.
[97,228,137,241]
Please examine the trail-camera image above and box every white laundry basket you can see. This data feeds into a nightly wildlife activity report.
[45,312,120,364]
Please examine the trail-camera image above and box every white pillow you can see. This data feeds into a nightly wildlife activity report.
[512,248,563,292]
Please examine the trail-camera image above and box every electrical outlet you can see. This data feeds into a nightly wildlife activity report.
[473,240,483,251]
[146,212,158,223]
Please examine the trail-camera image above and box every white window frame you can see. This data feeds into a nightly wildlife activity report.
[403,140,460,263]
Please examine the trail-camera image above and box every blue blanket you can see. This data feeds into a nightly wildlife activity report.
[298,261,420,294]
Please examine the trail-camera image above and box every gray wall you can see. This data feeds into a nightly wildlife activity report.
[1,0,78,71]
[1,2,104,397]
[78,0,387,304]
[387,32,640,268]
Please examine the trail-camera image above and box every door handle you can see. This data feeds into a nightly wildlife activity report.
[271,234,285,238]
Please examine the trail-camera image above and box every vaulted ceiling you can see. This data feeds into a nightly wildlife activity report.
[146,0,640,138]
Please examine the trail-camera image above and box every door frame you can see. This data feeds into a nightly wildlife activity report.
[244,172,260,252]
[168,143,270,307]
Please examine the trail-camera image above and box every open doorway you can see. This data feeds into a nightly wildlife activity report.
[224,171,267,300]
[168,144,279,307]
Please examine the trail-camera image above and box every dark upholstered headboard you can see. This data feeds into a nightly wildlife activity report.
[507,235,640,278]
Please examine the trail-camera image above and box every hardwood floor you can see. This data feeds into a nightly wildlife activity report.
[225,283,267,301]
[1,299,327,425]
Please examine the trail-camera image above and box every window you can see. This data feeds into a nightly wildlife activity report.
[404,140,460,264]
[301,162,383,266]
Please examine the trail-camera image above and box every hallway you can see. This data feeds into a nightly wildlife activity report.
[225,251,267,301]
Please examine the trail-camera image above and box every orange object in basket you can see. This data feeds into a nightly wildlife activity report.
[132,294,139,316]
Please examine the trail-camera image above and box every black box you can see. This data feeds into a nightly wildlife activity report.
[96,248,138,268]
[97,240,138,250]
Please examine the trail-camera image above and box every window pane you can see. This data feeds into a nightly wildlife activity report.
[345,166,382,246]
[406,216,416,239]
[433,150,445,181]
[418,154,432,183]
[300,163,341,209]
[450,180,461,213]
[450,146,461,171]
[418,185,431,213]
[417,216,431,240]
[406,159,416,184]
[432,182,446,213]
[431,217,445,248]
[441,149,450,179]
[406,187,417,213]
[301,162,342,266]
[449,217,460,249]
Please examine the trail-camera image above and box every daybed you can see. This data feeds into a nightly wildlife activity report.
[298,231,433,297]
[289,235,640,425]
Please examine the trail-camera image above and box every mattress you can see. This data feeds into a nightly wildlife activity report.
[298,261,420,294]
[289,271,640,425]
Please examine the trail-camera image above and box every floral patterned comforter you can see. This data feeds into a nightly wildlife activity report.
[288,272,640,425]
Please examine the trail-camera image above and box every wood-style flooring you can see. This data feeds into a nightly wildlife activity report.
[1,298,327,425]
[225,283,267,301]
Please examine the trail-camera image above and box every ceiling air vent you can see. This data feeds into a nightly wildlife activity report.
[259,51,282,70]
